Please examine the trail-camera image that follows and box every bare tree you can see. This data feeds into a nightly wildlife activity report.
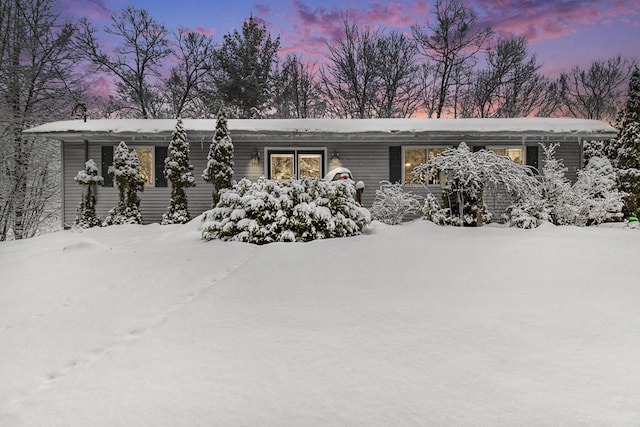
[163,29,216,118]
[0,0,82,240]
[459,36,556,118]
[559,55,636,122]
[321,15,380,118]
[75,7,172,119]
[273,54,324,118]
[373,31,422,118]
[411,0,493,118]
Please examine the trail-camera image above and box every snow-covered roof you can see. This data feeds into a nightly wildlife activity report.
[24,117,616,139]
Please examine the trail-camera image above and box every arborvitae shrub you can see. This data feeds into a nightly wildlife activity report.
[74,159,104,228]
[162,118,195,225]
[104,141,145,226]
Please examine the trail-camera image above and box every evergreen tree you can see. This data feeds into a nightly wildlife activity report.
[612,67,640,215]
[104,141,145,225]
[162,118,195,224]
[574,156,624,225]
[74,159,104,228]
[214,16,280,118]
[202,109,234,206]
[539,143,578,225]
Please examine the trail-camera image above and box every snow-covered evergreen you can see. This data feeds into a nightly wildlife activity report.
[370,181,423,225]
[162,118,195,225]
[74,159,104,228]
[612,67,640,216]
[574,156,625,225]
[103,141,145,226]
[508,144,624,228]
[202,108,234,206]
[201,177,371,244]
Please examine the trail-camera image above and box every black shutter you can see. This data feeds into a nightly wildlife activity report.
[526,145,539,173]
[155,146,168,187]
[101,145,113,187]
[389,146,402,183]
[472,145,484,152]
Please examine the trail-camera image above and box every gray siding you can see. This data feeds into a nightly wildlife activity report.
[61,130,608,226]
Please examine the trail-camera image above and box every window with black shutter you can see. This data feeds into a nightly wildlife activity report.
[526,145,539,173]
[101,145,113,187]
[155,146,168,187]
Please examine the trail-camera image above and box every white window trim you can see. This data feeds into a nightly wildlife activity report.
[402,146,450,186]
[264,147,327,180]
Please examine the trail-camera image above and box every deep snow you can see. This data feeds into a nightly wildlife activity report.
[1,220,640,425]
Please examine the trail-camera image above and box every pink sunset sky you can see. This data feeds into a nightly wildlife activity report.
[61,0,639,77]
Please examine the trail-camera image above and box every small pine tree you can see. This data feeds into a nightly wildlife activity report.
[613,67,640,216]
[74,159,104,228]
[104,141,145,225]
[203,108,234,206]
[539,143,579,225]
[574,156,624,225]
[162,118,195,224]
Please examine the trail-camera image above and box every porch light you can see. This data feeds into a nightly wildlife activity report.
[330,152,342,168]
[250,149,261,166]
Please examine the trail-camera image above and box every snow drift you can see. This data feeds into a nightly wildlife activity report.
[1,220,639,425]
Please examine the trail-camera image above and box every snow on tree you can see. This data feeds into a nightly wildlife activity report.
[611,67,640,216]
[162,118,195,225]
[104,141,145,225]
[508,144,625,228]
[412,142,539,226]
[201,177,370,244]
[574,156,624,225]
[537,143,579,225]
[74,159,104,228]
[370,181,423,225]
[202,108,234,207]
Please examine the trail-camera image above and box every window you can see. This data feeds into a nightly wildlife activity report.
[133,147,154,186]
[403,146,448,185]
[101,145,166,188]
[267,149,325,181]
[488,147,524,164]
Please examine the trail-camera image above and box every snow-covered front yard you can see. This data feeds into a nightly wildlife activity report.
[1,220,639,425]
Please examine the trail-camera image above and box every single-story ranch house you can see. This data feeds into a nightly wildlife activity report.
[24,118,617,227]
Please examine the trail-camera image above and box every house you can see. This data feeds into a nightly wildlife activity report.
[24,118,617,227]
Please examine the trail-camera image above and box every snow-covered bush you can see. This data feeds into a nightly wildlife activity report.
[201,177,371,244]
[162,118,196,225]
[413,142,539,226]
[574,156,624,225]
[74,159,104,228]
[507,145,624,228]
[104,141,145,226]
[370,181,423,225]
[537,143,579,225]
[202,108,234,207]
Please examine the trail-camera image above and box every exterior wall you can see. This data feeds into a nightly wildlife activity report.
[61,131,605,226]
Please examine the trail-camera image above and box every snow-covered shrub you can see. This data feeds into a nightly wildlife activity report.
[104,141,145,226]
[162,118,196,225]
[507,145,624,228]
[505,199,550,229]
[370,181,423,225]
[413,142,539,226]
[202,108,234,207]
[538,143,580,225]
[201,177,371,244]
[74,159,104,228]
[574,156,624,225]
